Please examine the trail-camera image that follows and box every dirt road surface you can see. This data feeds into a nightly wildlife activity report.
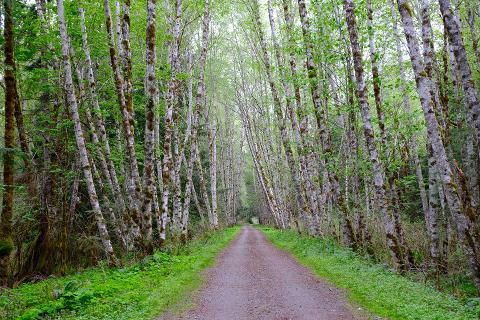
[162,225,365,320]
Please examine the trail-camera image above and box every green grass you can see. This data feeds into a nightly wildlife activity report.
[0,226,240,320]
[259,227,479,320]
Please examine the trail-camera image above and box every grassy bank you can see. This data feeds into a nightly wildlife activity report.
[260,227,479,320]
[0,226,240,320]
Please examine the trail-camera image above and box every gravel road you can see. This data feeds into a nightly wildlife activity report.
[162,225,365,320]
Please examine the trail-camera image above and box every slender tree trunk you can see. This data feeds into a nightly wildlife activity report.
[196,144,213,223]
[241,108,284,228]
[171,126,183,235]
[389,0,429,223]
[297,0,355,246]
[209,120,219,228]
[64,166,80,270]
[467,4,480,68]
[103,0,142,230]
[189,0,213,228]
[234,51,285,228]
[140,0,158,247]
[178,52,195,239]
[255,0,311,230]
[115,1,123,57]
[73,43,114,188]
[397,0,480,289]
[427,143,443,273]
[79,7,129,241]
[439,0,480,153]
[366,0,387,146]
[281,0,320,224]
[120,0,143,212]
[90,161,126,249]
[192,182,207,226]
[0,0,16,283]
[344,0,405,268]
[181,125,197,239]
[154,111,164,231]
[160,0,182,244]
[121,0,135,124]
[13,84,32,176]
[57,0,116,265]
[420,0,447,273]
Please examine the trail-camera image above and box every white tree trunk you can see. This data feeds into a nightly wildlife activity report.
[397,0,480,288]
[57,0,116,264]
[209,120,219,228]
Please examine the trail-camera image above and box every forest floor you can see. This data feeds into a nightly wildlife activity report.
[159,225,369,320]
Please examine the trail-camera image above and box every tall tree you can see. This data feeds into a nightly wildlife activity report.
[141,0,159,247]
[397,0,480,289]
[253,0,311,232]
[79,6,129,243]
[160,0,183,242]
[57,0,117,265]
[103,0,142,233]
[344,0,406,268]
[438,0,480,156]
[297,0,356,246]
[0,0,16,283]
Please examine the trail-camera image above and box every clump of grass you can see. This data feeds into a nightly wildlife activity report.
[260,227,479,320]
[0,226,240,320]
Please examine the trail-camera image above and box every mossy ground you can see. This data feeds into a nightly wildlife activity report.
[0,226,240,320]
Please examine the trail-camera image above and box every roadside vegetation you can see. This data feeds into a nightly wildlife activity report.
[260,227,479,320]
[0,227,240,320]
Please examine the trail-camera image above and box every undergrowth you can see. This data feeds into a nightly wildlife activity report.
[0,226,240,320]
[260,226,479,320]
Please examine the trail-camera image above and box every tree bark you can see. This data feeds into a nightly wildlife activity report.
[366,0,387,146]
[439,0,480,155]
[255,0,311,230]
[0,0,16,283]
[121,0,135,125]
[281,0,320,224]
[209,120,219,228]
[160,0,182,244]
[420,0,447,273]
[57,0,117,265]
[115,1,123,57]
[467,4,480,68]
[397,0,480,289]
[141,0,158,246]
[297,0,355,245]
[344,0,405,267]
[427,143,443,272]
[79,7,129,241]
[389,0,429,225]
[190,0,213,229]
[103,0,141,230]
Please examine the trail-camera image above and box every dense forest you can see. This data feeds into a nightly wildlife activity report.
[1,0,480,306]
